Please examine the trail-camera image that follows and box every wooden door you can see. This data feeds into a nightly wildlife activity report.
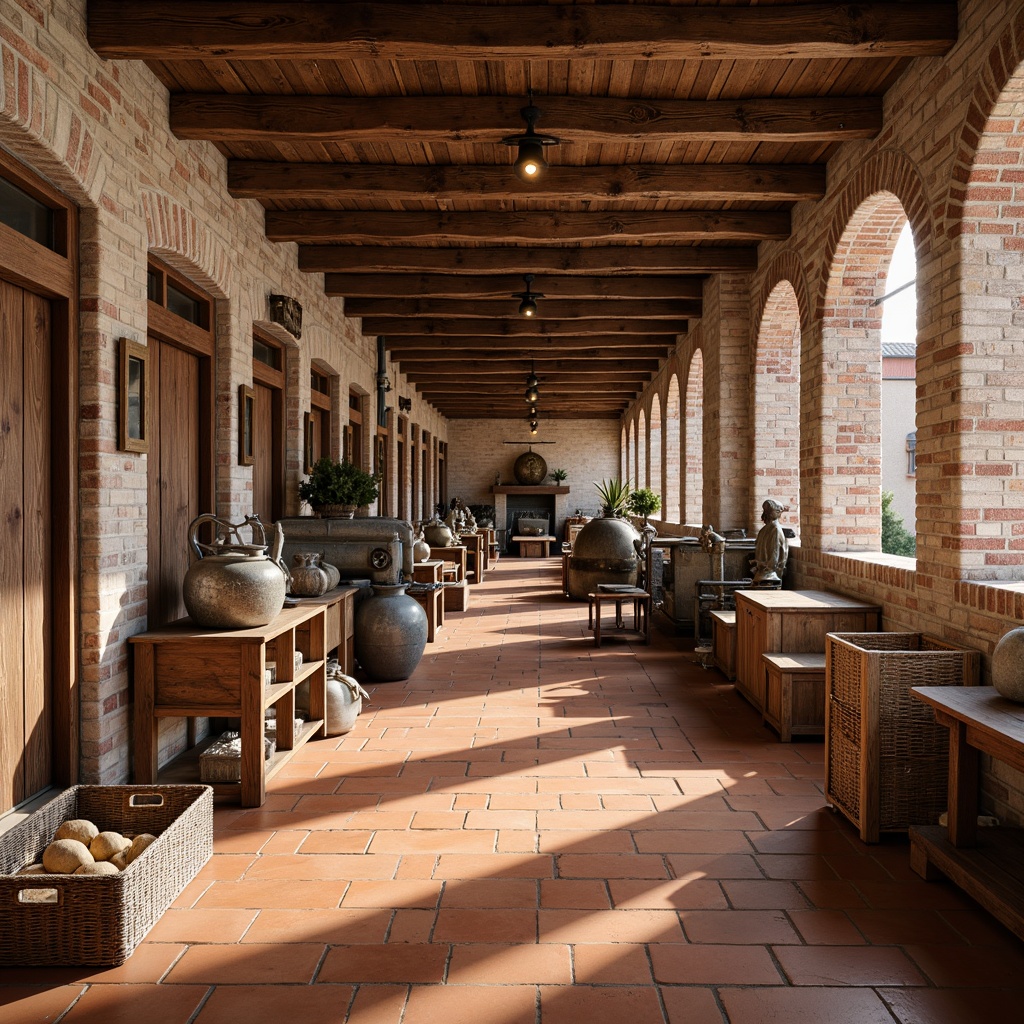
[0,280,53,813]
[252,381,283,522]
[148,338,202,627]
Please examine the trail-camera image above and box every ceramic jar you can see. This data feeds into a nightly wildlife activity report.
[413,528,432,563]
[567,514,641,600]
[183,553,286,628]
[354,583,428,682]
[992,627,1024,702]
[289,553,330,597]
[422,516,454,547]
[324,661,370,735]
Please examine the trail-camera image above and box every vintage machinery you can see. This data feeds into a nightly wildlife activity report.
[276,517,415,586]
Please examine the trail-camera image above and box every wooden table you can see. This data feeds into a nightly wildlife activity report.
[588,587,652,647]
[910,686,1024,940]
[734,589,880,712]
[429,545,466,583]
[131,602,333,807]
[461,532,485,583]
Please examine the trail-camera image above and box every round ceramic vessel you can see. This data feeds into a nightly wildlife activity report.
[514,451,547,485]
[354,583,428,682]
[992,626,1024,702]
[567,515,640,600]
[183,554,286,629]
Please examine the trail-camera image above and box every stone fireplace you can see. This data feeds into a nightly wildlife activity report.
[492,485,571,553]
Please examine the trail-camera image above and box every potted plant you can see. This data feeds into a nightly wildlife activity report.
[594,478,632,517]
[550,468,568,483]
[627,487,661,525]
[298,457,380,518]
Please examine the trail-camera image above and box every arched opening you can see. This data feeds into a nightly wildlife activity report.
[753,281,801,533]
[955,55,1024,579]
[649,395,663,519]
[626,420,635,488]
[821,192,913,553]
[620,425,628,483]
[665,375,681,523]
[684,350,704,525]
[636,409,647,489]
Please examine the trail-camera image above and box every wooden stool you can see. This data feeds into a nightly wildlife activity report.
[761,651,826,741]
[588,588,652,647]
[710,609,736,681]
[408,585,443,643]
[513,535,556,557]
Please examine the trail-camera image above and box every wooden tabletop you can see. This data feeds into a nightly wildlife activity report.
[912,686,1024,751]
[735,589,880,612]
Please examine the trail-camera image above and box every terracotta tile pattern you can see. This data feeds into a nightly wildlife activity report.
[5,561,1024,1023]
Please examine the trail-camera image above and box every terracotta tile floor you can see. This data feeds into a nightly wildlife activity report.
[5,558,1024,1023]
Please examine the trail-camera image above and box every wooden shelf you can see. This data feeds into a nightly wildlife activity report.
[263,659,323,711]
[492,485,569,495]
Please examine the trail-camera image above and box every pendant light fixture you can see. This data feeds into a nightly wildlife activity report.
[512,274,544,318]
[502,94,561,182]
[524,361,540,405]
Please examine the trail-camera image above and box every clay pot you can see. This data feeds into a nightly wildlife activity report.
[183,553,286,628]
[413,530,432,562]
[324,663,369,735]
[315,503,356,519]
[567,514,641,600]
[422,517,454,547]
[354,583,428,682]
[992,627,1024,702]
[289,553,330,597]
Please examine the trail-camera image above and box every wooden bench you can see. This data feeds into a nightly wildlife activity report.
[513,534,556,557]
[761,651,826,741]
[910,686,1024,942]
[710,609,736,681]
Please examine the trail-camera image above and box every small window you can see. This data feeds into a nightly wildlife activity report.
[166,281,203,326]
[906,432,917,477]
[311,368,330,395]
[253,336,281,369]
[349,392,362,412]
[0,176,54,249]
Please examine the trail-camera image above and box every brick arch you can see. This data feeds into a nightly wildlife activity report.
[814,150,934,322]
[818,190,915,553]
[947,23,1024,581]
[753,279,802,532]
[142,190,233,298]
[626,419,635,488]
[636,408,647,489]
[665,374,682,523]
[753,250,813,338]
[684,349,704,525]
[648,392,663,516]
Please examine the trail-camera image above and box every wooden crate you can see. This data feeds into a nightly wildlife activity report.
[762,652,826,742]
[710,609,736,681]
[825,633,981,843]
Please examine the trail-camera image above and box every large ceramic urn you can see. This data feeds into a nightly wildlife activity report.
[567,514,641,600]
[354,583,428,682]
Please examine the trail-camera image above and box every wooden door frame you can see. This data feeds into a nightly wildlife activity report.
[0,149,78,789]
[252,328,286,522]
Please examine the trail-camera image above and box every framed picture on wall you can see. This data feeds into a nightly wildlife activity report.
[118,337,149,453]
[303,410,315,473]
[239,384,255,466]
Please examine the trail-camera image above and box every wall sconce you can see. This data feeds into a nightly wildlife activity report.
[398,396,412,413]
[269,294,302,338]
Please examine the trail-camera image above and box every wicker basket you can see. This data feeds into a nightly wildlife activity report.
[0,785,212,966]
[825,633,980,842]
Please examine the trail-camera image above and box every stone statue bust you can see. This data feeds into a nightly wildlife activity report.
[751,499,790,585]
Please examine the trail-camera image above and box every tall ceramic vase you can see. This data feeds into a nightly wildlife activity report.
[354,583,428,682]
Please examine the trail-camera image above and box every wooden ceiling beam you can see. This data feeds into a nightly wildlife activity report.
[405,372,650,384]
[90,3,957,62]
[396,359,661,374]
[302,245,757,275]
[181,95,882,145]
[444,410,623,420]
[415,381,634,395]
[327,274,704,301]
[387,344,667,360]
[229,161,825,203]
[268,210,789,244]
[372,318,683,337]
[348,298,699,320]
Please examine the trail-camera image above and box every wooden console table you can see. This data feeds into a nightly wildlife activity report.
[734,589,880,712]
[130,595,354,807]
[910,686,1024,941]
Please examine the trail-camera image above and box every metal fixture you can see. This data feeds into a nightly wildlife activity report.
[502,95,561,182]
[512,274,543,318]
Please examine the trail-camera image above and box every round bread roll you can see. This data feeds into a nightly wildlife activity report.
[53,819,99,845]
[109,849,129,871]
[75,861,119,876]
[90,831,131,861]
[42,838,95,874]
[17,863,46,875]
[125,833,157,865]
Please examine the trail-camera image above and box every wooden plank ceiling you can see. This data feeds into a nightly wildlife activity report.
[88,1,956,421]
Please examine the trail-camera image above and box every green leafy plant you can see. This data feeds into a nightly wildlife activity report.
[627,487,661,520]
[881,490,916,556]
[550,468,568,483]
[594,478,632,516]
[298,457,380,510]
